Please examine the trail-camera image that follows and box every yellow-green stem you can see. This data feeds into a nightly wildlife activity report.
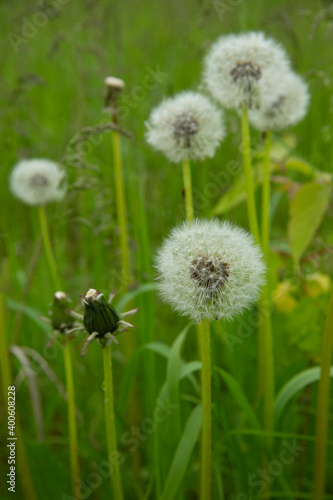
[38,205,79,494]
[259,129,274,445]
[182,159,194,222]
[103,345,124,500]
[199,318,211,500]
[63,342,79,495]
[38,205,60,290]
[312,289,333,500]
[112,131,131,290]
[0,293,37,500]
[241,104,260,244]
[261,130,272,255]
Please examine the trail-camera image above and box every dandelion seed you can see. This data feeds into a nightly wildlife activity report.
[9,158,66,206]
[156,219,266,322]
[249,71,310,131]
[203,32,291,110]
[145,91,225,163]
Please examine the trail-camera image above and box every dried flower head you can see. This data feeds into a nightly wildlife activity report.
[156,219,266,322]
[81,289,138,355]
[9,158,66,206]
[203,32,291,110]
[145,91,225,163]
[51,291,75,334]
[248,72,310,131]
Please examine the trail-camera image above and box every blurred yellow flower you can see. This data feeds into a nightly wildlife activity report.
[305,273,331,297]
[273,281,298,312]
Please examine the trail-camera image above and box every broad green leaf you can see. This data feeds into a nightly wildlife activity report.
[160,405,202,500]
[274,366,333,422]
[215,367,261,430]
[288,182,331,262]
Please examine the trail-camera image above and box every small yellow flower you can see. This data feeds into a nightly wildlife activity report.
[305,273,331,298]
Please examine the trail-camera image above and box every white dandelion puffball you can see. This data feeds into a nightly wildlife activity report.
[9,158,66,206]
[156,219,266,322]
[248,71,310,131]
[145,91,225,163]
[203,31,291,110]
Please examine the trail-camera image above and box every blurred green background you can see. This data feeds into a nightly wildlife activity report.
[1,1,333,499]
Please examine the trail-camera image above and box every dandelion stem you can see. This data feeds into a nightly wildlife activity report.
[38,205,79,494]
[182,159,194,222]
[259,129,274,445]
[38,205,60,290]
[261,130,271,255]
[103,344,124,500]
[111,127,142,486]
[241,104,259,244]
[312,288,333,500]
[199,318,211,500]
[112,130,131,290]
[0,293,37,500]
[63,342,79,495]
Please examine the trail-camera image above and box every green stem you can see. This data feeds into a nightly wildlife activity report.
[112,131,131,290]
[259,129,274,444]
[63,342,79,495]
[182,159,194,222]
[38,204,79,494]
[199,318,211,500]
[103,345,124,500]
[312,289,333,500]
[38,205,60,290]
[112,129,142,487]
[0,293,37,500]
[261,130,272,255]
[241,104,260,244]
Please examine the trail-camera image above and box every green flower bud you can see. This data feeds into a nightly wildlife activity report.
[51,291,74,333]
[83,289,120,338]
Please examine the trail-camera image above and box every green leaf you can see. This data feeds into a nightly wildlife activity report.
[274,366,333,422]
[160,405,202,500]
[284,157,316,177]
[288,181,331,262]
[115,282,158,312]
[215,368,261,430]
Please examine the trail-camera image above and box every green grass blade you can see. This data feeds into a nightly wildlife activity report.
[160,405,203,500]
[215,367,261,430]
[274,366,333,422]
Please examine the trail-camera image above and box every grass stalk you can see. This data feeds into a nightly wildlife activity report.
[0,292,37,500]
[103,344,124,500]
[38,205,60,290]
[199,318,212,500]
[312,288,333,500]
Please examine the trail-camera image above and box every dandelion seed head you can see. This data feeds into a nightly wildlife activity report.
[145,91,225,163]
[156,219,266,322]
[249,72,310,131]
[9,158,66,206]
[203,32,291,110]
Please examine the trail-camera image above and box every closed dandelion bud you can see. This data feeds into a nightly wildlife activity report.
[203,32,291,110]
[156,219,266,322]
[145,91,225,163]
[83,289,120,337]
[9,158,66,206]
[104,76,125,118]
[51,291,74,333]
[81,289,138,354]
